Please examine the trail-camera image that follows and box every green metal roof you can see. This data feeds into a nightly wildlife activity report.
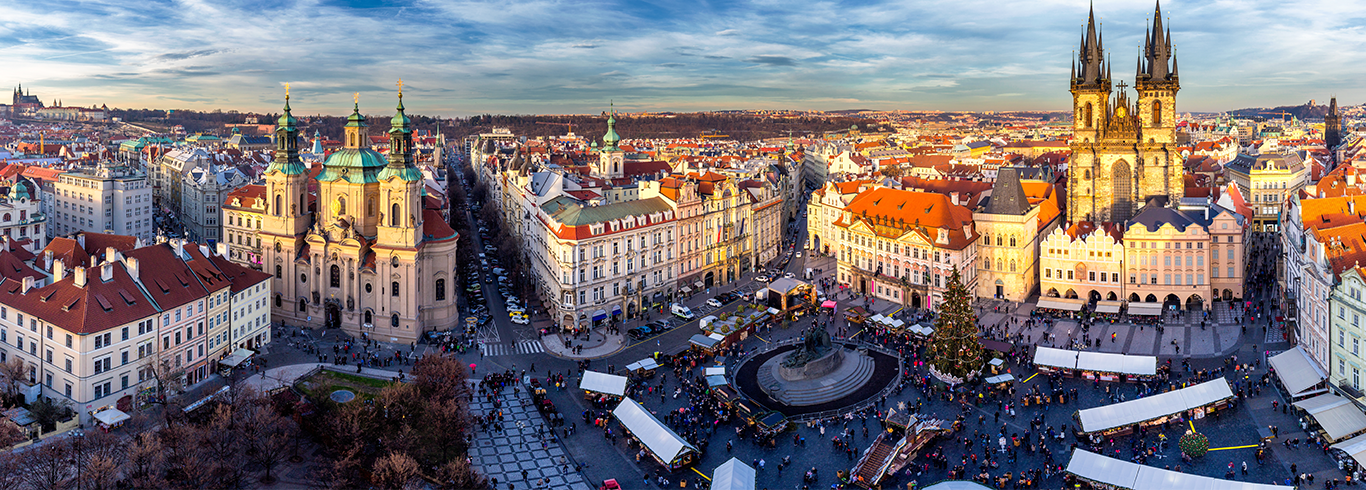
[602,115,621,151]
[345,102,366,128]
[318,148,387,183]
[541,196,672,227]
[278,96,298,127]
[378,166,422,182]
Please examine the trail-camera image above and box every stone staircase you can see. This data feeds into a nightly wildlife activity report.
[760,352,875,406]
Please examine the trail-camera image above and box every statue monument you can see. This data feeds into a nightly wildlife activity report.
[782,324,833,368]
[754,324,876,407]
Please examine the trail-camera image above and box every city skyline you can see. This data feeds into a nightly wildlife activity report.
[2,0,1364,116]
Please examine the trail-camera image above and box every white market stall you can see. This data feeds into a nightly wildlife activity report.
[92,408,130,430]
[612,398,699,469]
[1075,351,1158,380]
[704,366,726,377]
[1032,346,1079,372]
[1332,431,1366,467]
[1067,449,1288,490]
[1094,300,1123,314]
[1036,298,1084,312]
[1293,393,1366,442]
[1075,378,1234,436]
[579,371,628,398]
[1126,302,1163,316]
[711,457,756,490]
[1269,346,1329,399]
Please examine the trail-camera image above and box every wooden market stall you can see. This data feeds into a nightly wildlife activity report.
[1073,378,1234,437]
[612,398,699,469]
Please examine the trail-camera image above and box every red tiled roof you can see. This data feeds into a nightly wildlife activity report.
[124,244,209,310]
[422,209,458,243]
[207,255,271,294]
[835,187,976,250]
[0,261,159,335]
[0,251,44,282]
[224,184,266,209]
[41,238,89,269]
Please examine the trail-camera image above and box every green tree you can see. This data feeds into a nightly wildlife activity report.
[926,267,984,382]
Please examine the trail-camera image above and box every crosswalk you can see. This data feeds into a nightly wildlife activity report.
[479,340,545,357]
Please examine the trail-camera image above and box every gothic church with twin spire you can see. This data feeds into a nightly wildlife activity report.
[1068,2,1182,224]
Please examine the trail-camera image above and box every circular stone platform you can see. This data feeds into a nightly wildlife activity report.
[759,347,875,406]
[734,341,900,417]
[330,390,356,403]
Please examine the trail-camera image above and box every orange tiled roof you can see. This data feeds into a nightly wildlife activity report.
[835,187,976,250]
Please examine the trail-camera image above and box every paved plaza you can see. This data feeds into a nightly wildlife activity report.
[469,386,594,490]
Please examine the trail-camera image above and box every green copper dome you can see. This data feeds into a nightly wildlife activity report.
[602,114,621,151]
[390,95,410,127]
[277,96,298,127]
[345,102,366,128]
[319,148,386,183]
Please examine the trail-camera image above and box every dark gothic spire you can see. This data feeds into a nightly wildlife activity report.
[1076,4,1107,87]
[1141,1,1173,81]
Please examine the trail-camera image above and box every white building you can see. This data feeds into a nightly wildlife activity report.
[52,163,153,242]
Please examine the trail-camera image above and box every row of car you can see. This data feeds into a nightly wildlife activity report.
[627,319,677,340]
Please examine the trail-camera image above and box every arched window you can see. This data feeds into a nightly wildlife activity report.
[995,235,1002,246]
[391,314,399,327]
[391,203,400,227]
[1009,260,1017,272]
[337,196,346,216]
[364,310,372,325]
[996,259,1003,271]
[391,281,399,297]
[1084,102,1094,129]
[330,265,340,288]
[1152,100,1162,126]
[275,265,282,279]
[368,197,375,217]
[2,213,9,222]
[1009,235,1017,247]
[274,294,282,307]
[298,299,307,312]
[435,279,445,301]
[19,211,24,221]
[274,195,281,216]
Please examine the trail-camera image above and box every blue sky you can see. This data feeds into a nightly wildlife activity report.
[2,0,1365,116]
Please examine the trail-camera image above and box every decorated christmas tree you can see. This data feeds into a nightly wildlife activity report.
[926,267,984,383]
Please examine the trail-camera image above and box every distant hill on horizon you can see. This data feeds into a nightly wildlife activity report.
[1229,101,1331,121]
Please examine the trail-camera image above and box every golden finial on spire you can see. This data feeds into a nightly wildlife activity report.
[354,92,360,105]
[285,83,290,98]
[396,78,404,96]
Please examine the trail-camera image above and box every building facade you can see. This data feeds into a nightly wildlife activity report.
[222,185,266,270]
[834,187,979,310]
[1330,266,1366,398]
[1039,223,1126,302]
[1224,153,1309,233]
[1068,4,1183,223]
[180,164,250,243]
[0,179,46,248]
[52,163,153,243]
[974,168,1062,302]
[1121,205,1245,310]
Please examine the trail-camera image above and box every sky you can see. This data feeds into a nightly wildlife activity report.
[2,0,1365,117]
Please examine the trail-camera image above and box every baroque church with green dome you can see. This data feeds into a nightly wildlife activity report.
[260,90,459,342]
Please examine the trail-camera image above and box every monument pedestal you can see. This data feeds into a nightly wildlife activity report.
[758,346,875,406]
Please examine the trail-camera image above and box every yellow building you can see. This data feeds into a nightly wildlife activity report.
[973,168,1063,302]
[1039,223,1126,303]
[1224,152,1310,233]
[1122,204,1245,310]
[260,92,459,343]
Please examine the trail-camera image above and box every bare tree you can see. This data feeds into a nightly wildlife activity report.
[239,400,298,483]
[80,455,120,490]
[140,357,186,413]
[0,358,28,404]
[18,436,74,490]
[0,420,24,449]
[124,433,167,489]
[0,449,26,490]
[371,452,421,490]
[201,404,248,488]
[433,457,490,490]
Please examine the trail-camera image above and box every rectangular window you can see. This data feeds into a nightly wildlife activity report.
[1196,274,1204,285]
[1186,274,1193,285]
[1088,272,1095,282]
[1067,270,1073,280]
[1356,338,1360,356]
[1112,273,1119,283]
[1164,274,1171,285]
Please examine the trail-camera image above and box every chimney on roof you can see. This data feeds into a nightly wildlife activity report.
[73,266,87,288]
[950,192,960,206]
[53,259,65,282]
[43,249,51,271]
[198,244,210,258]
[101,262,113,282]
[125,257,139,282]
[21,276,33,294]
[105,246,116,264]
[1351,201,1357,216]
[76,234,85,250]
[216,242,227,257]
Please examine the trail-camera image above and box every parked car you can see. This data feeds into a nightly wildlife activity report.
[628,326,653,340]
[755,274,770,282]
[706,298,723,308]
[510,314,530,325]
[784,272,795,279]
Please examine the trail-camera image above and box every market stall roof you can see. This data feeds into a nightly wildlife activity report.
[613,398,698,465]
[984,374,1015,384]
[1036,298,1083,311]
[711,457,756,490]
[1076,351,1158,376]
[1293,393,1366,441]
[219,348,256,368]
[704,366,726,377]
[625,359,659,372]
[821,300,837,308]
[690,334,720,349]
[580,371,628,397]
[1032,346,1078,369]
[706,375,729,387]
[1095,300,1123,314]
[1268,346,1328,397]
[1333,432,1366,468]
[1076,378,1234,433]
[92,408,130,427]
[1067,449,1289,490]
[870,314,887,324]
[988,358,1004,367]
[889,319,905,329]
[767,277,807,295]
[766,307,780,315]
[1126,302,1163,316]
